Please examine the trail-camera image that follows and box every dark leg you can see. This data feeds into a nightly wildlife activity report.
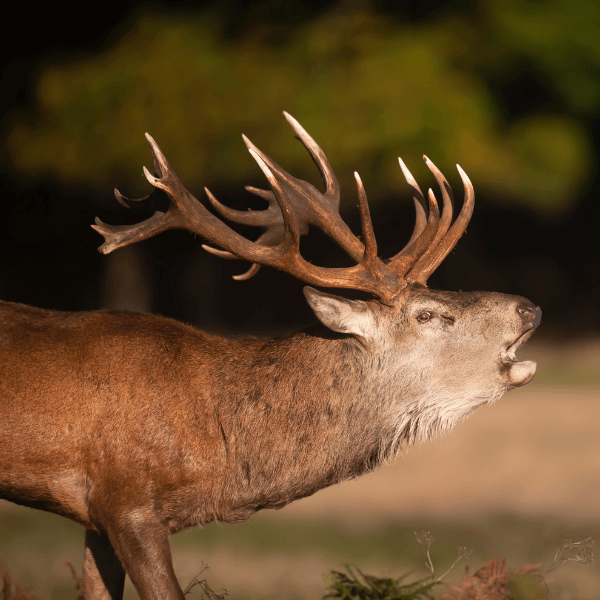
[81,530,126,600]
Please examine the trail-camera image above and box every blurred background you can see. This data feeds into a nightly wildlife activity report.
[0,0,599,598]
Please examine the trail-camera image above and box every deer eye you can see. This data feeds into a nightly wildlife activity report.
[417,312,431,323]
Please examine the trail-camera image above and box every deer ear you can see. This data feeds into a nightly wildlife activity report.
[303,287,375,340]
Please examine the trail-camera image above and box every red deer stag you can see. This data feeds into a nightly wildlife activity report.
[0,113,540,600]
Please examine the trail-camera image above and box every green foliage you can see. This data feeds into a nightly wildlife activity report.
[483,0,600,115]
[4,2,596,215]
[324,566,437,600]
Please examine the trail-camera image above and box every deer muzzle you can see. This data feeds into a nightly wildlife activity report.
[500,303,541,388]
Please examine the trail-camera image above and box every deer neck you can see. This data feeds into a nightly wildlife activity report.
[215,327,397,519]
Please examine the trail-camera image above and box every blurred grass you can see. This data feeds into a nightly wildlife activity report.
[516,339,600,385]
[0,504,598,599]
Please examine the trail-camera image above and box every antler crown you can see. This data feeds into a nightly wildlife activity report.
[93,113,474,304]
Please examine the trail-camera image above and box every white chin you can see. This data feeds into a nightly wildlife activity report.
[504,360,537,387]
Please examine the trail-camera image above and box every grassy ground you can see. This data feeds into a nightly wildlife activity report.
[1,508,598,599]
[1,339,599,599]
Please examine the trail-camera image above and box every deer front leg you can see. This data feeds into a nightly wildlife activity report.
[98,509,185,600]
[82,530,126,600]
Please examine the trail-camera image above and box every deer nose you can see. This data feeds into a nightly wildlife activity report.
[517,303,542,329]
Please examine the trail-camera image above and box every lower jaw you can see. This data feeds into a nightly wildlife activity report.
[501,359,537,388]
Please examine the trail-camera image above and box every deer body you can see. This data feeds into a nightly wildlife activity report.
[0,301,380,529]
[0,114,540,599]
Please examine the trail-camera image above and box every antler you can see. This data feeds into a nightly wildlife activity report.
[92,114,475,303]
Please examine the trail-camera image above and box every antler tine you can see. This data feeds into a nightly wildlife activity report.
[407,165,475,285]
[143,133,171,187]
[233,263,261,281]
[202,186,297,280]
[203,188,309,279]
[397,158,427,249]
[111,135,168,210]
[201,242,236,259]
[113,188,151,209]
[205,190,281,227]
[387,180,440,277]
[354,172,378,264]
[245,186,274,201]
[423,156,453,243]
[247,148,302,254]
[92,211,175,255]
[401,156,455,280]
[202,196,283,262]
[283,111,340,205]
[199,116,365,276]
[404,155,453,284]
[92,135,185,254]
[202,183,292,279]
[229,228,285,280]
[242,134,297,194]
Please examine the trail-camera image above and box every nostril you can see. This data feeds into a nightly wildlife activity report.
[517,304,542,328]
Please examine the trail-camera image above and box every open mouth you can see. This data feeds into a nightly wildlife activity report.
[501,328,535,364]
